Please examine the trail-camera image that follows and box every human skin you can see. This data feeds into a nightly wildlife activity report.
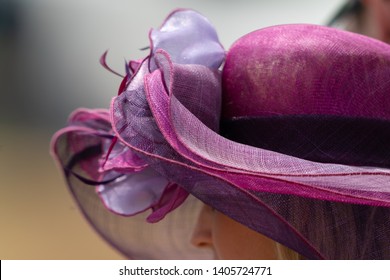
[191,204,278,260]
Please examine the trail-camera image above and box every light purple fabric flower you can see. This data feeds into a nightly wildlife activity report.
[52,9,225,222]
[103,9,224,220]
[150,9,225,69]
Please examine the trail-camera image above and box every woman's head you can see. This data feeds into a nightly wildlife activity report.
[191,204,278,259]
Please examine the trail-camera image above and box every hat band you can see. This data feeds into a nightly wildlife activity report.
[221,115,390,168]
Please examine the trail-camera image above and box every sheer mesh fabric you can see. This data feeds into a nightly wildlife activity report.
[53,123,212,259]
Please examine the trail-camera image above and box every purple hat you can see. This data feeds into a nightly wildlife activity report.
[51,9,390,259]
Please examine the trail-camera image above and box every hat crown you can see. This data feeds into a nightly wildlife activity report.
[222,24,390,120]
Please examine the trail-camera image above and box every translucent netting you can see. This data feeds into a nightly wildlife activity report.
[68,176,212,260]
[52,111,212,259]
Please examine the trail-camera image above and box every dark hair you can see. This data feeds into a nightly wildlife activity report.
[327,0,364,27]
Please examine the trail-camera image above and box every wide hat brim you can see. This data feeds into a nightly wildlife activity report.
[52,10,390,259]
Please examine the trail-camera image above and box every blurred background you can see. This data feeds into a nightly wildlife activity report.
[0,0,344,259]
